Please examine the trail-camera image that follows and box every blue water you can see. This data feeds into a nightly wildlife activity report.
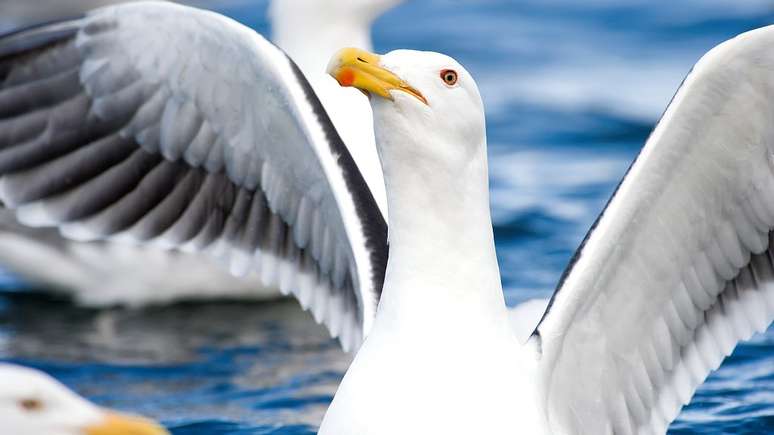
[1,0,773,433]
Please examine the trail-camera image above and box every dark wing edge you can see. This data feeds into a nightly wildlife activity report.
[0,3,387,352]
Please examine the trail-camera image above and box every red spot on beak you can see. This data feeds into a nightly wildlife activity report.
[337,68,356,87]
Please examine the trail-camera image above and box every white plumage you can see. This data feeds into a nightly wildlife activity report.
[0,1,772,433]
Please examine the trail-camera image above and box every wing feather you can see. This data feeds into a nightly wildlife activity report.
[0,1,387,351]
[533,26,774,434]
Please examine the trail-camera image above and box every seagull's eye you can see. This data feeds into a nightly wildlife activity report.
[440,69,458,86]
[19,398,43,412]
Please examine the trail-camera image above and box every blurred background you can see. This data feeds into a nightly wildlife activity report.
[0,0,772,433]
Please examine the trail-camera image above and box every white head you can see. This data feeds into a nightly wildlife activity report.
[270,0,403,77]
[0,364,168,435]
[327,48,487,206]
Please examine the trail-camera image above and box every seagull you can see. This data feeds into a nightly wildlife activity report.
[0,2,772,433]
[324,40,774,434]
[0,363,169,435]
[0,0,399,307]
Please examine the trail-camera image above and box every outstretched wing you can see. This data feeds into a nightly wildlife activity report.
[0,1,388,351]
[532,26,774,434]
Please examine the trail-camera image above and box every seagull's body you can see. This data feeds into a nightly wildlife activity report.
[0,363,168,435]
[0,1,771,432]
[328,311,540,434]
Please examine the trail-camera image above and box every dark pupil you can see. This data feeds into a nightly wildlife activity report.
[446,74,454,82]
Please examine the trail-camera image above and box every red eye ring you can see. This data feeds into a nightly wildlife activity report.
[440,69,458,86]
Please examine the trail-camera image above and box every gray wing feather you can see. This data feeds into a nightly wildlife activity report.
[533,26,774,434]
[0,1,387,351]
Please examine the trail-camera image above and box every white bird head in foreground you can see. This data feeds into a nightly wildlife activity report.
[0,364,169,435]
[328,48,486,166]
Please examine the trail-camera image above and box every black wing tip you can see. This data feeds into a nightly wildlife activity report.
[529,331,542,354]
[285,52,389,302]
[0,16,84,59]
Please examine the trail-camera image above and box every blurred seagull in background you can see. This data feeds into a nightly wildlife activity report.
[0,363,169,435]
[0,0,251,33]
[0,1,772,433]
[0,0,397,308]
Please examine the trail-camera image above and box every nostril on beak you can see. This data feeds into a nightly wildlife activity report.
[357,57,367,63]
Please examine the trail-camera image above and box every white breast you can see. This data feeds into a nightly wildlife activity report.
[319,309,545,435]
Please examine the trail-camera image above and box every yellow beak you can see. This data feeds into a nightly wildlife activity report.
[85,411,169,435]
[327,47,428,105]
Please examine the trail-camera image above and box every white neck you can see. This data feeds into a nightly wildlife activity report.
[270,2,373,78]
[374,127,508,332]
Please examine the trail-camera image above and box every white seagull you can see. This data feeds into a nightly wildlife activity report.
[0,0,398,307]
[0,363,168,435]
[0,1,772,433]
